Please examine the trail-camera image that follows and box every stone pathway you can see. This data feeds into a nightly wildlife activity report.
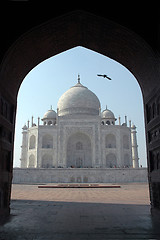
[11,182,150,204]
[0,183,160,239]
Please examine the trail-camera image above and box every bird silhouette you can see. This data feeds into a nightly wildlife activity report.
[97,74,112,80]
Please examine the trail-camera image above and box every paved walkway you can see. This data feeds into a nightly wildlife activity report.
[11,182,150,204]
[0,183,160,239]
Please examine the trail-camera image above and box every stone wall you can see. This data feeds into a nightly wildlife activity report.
[12,168,148,184]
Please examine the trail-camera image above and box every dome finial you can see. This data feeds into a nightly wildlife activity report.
[78,74,80,84]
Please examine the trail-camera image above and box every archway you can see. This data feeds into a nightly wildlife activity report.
[106,153,117,168]
[41,154,53,168]
[124,153,131,167]
[105,134,116,148]
[0,11,159,216]
[123,135,129,149]
[28,154,35,168]
[67,132,92,168]
[29,135,36,149]
[42,134,53,149]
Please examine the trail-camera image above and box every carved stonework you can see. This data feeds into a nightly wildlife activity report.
[151,182,160,208]
[148,125,160,144]
[146,88,160,180]
[94,124,101,164]
[0,126,12,144]
[146,91,160,124]
[149,148,160,172]
[0,149,11,172]
[65,126,93,139]
[0,96,15,124]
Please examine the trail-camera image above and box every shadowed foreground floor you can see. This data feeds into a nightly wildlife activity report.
[0,183,160,239]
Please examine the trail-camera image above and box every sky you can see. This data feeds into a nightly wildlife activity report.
[13,46,147,167]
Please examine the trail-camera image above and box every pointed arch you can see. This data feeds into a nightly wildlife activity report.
[123,135,129,149]
[41,154,53,168]
[28,154,35,168]
[0,10,159,215]
[124,153,130,167]
[29,135,36,149]
[105,134,116,148]
[76,142,83,150]
[67,132,92,168]
[2,11,156,100]
[42,134,53,148]
[106,153,117,168]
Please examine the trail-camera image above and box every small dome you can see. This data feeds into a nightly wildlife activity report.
[57,78,101,117]
[22,124,28,131]
[42,109,56,120]
[101,107,115,119]
[131,124,136,129]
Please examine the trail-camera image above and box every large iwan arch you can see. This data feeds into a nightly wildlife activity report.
[67,132,92,168]
[0,11,160,217]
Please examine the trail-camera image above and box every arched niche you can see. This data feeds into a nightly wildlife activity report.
[41,154,53,168]
[105,134,116,148]
[106,153,117,168]
[28,154,35,168]
[67,132,92,168]
[29,135,36,149]
[42,134,53,148]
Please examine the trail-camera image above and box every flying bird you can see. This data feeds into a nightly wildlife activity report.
[97,74,112,80]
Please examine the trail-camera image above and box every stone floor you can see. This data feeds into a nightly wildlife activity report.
[0,183,160,239]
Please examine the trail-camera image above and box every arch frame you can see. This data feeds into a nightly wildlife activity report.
[41,153,53,168]
[0,11,158,99]
[66,131,92,168]
[28,154,36,168]
[0,10,160,216]
[106,153,117,168]
[42,134,53,149]
[29,135,36,149]
[105,134,116,148]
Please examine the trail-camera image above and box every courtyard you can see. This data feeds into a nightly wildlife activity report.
[11,183,149,204]
[0,183,160,239]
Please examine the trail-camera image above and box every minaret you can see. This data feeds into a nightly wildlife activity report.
[118,116,121,125]
[20,124,28,168]
[125,115,127,126]
[131,124,139,168]
[31,116,33,127]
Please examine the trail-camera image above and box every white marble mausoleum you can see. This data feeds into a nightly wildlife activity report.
[20,76,139,169]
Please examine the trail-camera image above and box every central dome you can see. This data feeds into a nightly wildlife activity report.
[57,79,101,117]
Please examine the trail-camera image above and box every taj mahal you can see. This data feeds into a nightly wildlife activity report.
[20,75,139,171]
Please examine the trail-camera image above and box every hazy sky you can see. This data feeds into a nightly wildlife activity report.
[14,46,147,167]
